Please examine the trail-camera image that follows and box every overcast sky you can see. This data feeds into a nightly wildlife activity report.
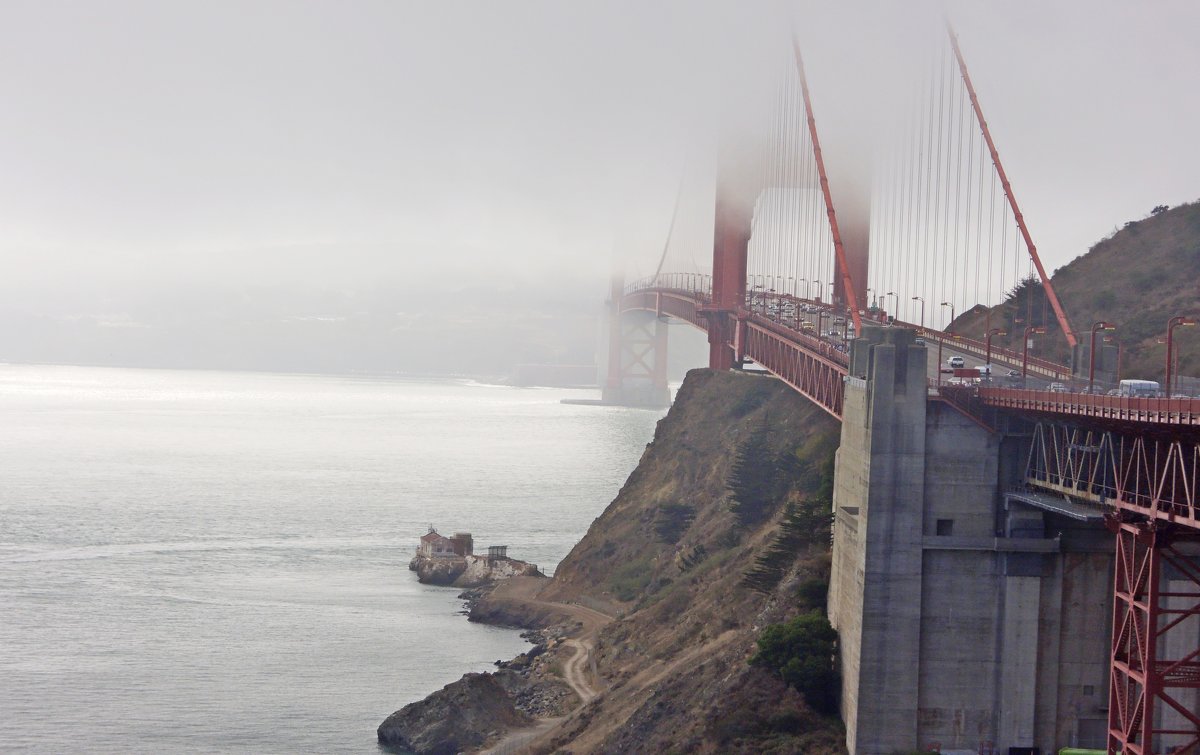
[0,0,1197,315]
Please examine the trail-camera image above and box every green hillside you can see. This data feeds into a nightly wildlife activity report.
[952,200,1200,385]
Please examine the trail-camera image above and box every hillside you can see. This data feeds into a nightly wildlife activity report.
[379,368,845,754]
[952,200,1200,383]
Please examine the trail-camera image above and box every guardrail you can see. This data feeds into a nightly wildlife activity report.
[978,387,1200,426]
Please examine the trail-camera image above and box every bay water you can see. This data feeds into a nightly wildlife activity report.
[0,364,663,753]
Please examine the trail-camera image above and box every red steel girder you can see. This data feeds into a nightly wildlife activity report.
[1108,520,1200,755]
[1024,422,1200,529]
[621,286,849,420]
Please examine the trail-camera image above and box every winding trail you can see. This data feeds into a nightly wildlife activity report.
[477,578,612,754]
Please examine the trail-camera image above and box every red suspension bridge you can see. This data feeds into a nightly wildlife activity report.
[603,23,1199,755]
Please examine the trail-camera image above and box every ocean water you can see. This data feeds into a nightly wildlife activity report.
[0,364,664,753]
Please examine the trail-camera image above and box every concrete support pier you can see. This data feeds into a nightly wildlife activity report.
[829,325,1115,754]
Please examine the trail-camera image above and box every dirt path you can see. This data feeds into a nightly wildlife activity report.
[476,579,611,754]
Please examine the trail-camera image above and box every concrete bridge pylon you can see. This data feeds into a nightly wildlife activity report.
[830,325,1119,754]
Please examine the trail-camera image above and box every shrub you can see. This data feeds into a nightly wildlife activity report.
[751,611,840,716]
[727,425,784,526]
[654,503,695,544]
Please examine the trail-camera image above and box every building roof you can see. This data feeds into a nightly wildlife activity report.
[420,530,451,543]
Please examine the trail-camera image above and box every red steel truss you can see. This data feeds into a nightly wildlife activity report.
[1025,422,1200,527]
[620,286,849,419]
[1107,519,1200,755]
[740,318,848,420]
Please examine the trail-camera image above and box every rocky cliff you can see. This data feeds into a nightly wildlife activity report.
[379,368,846,754]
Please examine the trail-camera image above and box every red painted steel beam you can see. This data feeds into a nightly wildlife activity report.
[1108,520,1200,754]
[946,23,1078,349]
[621,286,849,419]
[791,38,863,336]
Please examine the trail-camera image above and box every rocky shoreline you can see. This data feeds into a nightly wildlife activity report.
[378,581,579,754]
[378,370,848,754]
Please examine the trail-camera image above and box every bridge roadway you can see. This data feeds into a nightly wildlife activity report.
[623,281,1199,424]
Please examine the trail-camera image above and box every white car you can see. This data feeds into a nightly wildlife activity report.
[947,356,966,369]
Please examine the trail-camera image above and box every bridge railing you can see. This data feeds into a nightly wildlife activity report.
[979,387,1200,426]
[933,381,1200,426]
[625,273,712,300]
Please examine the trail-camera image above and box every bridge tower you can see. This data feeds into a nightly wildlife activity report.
[702,144,753,372]
[601,275,670,408]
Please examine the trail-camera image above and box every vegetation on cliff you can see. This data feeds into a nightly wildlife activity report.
[534,368,845,753]
[952,199,1200,381]
[378,368,845,753]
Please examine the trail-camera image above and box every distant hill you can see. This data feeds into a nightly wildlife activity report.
[952,200,1200,385]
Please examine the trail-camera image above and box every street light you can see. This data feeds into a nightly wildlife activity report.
[1022,326,1046,387]
[1103,336,1124,383]
[886,291,899,319]
[1089,321,1117,394]
[985,328,1006,367]
[940,301,955,333]
[912,296,926,329]
[1166,315,1197,398]
[812,279,823,302]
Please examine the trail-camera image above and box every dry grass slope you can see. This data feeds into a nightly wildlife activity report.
[536,368,845,754]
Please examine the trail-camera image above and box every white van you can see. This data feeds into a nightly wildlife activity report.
[1118,379,1161,398]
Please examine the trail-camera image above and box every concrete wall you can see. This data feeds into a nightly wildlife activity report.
[831,326,927,754]
[830,325,1115,754]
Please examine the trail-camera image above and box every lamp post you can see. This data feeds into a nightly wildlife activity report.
[985,328,1006,368]
[1023,326,1046,387]
[886,291,899,319]
[940,301,955,333]
[912,296,925,329]
[1103,335,1123,383]
[797,279,807,303]
[866,287,874,308]
[1166,315,1197,397]
[1089,321,1117,394]
[812,279,822,302]
[937,335,944,386]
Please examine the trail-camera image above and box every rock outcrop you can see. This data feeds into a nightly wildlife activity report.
[377,673,531,754]
[408,554,542,587]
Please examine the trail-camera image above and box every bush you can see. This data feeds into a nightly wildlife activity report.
[654,503,695,544]
[751,611,840,716]
[727,425,783,526]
